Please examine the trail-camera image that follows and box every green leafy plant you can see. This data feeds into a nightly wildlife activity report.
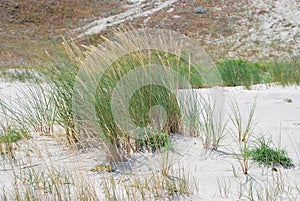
[134,127,171,152]
[0,127,29,143]
[284,98,292,103]
[247,139,294,169]
[0,126,30,159]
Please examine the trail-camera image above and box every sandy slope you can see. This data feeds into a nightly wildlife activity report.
[75,0,179,37]
[73,0,299,61]
[196,0,300,61]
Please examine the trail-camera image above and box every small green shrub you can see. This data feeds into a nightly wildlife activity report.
[284,98,292,103]
[247,139,294,169]
[134,127,171,152]
[0,127,30,158]
[0,127,30,143]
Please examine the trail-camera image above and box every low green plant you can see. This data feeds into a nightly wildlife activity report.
[284,98,292,103]
[247,138,294,169]
[134,127,171,152]
[0,127,30,143]
[0,126,30,159]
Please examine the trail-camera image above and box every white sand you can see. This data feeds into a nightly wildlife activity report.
[1,82,300,200]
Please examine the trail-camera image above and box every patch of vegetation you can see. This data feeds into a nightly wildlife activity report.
[36,41,185,159]
[247,139,294,169]
[5,167,98,200]
[91,163,114,173]
[230,100,256,175]
[134,127,171,152]
[90,50,184,154]
[198,98,227,150]
[268,61,300,86]
[217,59,261,88]
[102,168,191,200]
[284,98,292,103]
[216,59,300,88]
[0,127,30,144]
[0,68,41,83]
[0,126,30,158]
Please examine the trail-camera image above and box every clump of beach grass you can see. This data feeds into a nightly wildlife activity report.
[102,156,192,201]
[1,166,98,201]
[216,58,300,88]
[198,95,227,150]
[229,100,257,175]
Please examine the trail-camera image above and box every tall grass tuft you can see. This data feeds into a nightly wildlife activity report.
[66,29,209,162]
[229,100,257,175]
[217,58,300,88]
[268,61,300,86]
[102,168,191,201]
[2,166,98,201]
[90,51,183,155]
[198,95,227,150]
[217,59,261,88]
[37,40,85,145]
